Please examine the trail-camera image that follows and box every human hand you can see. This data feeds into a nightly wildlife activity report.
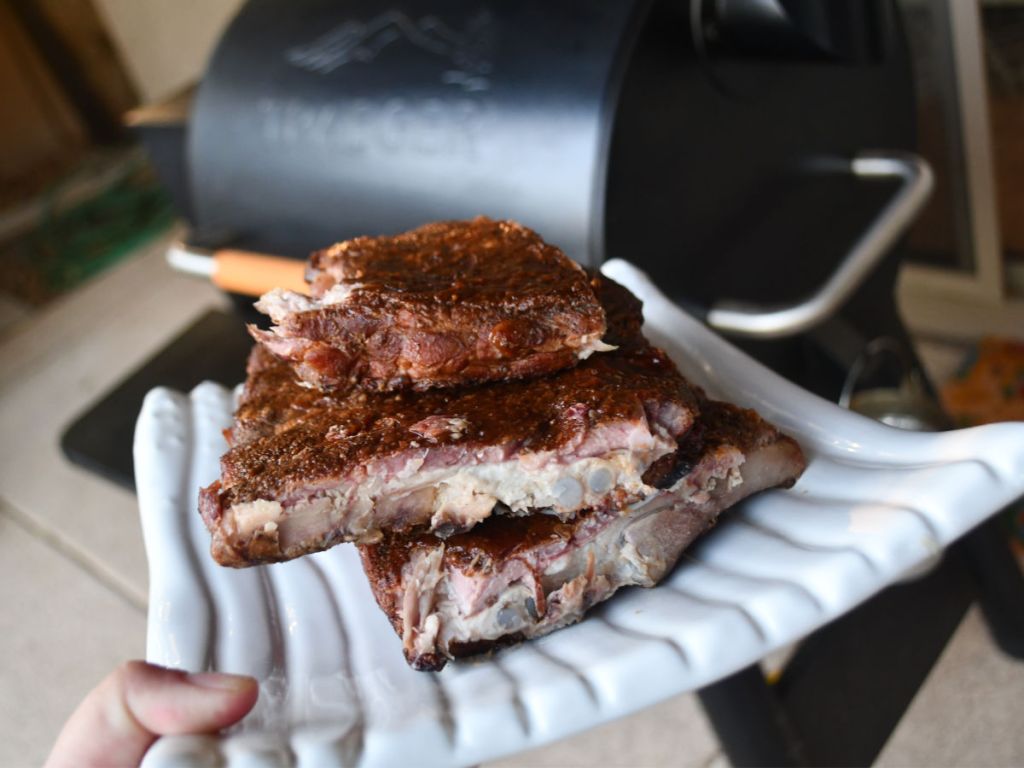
[45,660,258,768]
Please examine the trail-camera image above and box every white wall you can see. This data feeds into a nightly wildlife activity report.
[92,0,245,103]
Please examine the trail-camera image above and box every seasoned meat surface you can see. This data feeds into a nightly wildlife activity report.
[250,217,610,391]
[359,399,807,671]
[200,275,701,567]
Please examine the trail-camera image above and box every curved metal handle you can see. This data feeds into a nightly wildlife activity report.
[706,151,934,339]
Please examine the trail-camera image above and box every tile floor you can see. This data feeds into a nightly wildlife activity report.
[1,231,1021,767]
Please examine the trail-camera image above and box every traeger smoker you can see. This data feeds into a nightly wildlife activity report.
[63,1,1024,764]
[182,0,929,402]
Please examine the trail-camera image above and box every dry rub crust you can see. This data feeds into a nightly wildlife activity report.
[358,399,807,671]
[200,274,702,567]
[250,217,610,391]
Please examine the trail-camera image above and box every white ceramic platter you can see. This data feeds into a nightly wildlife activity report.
[135,260,1024,767]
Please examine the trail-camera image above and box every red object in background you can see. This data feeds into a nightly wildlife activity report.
[941,336,1024,426]
[941,336,1024,553]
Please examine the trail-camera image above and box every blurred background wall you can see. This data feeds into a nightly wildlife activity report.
[91,0,243,103]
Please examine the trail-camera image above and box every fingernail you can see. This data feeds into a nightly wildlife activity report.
[186,671,255,692]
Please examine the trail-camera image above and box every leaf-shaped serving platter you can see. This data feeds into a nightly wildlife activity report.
[135,260,1024,767]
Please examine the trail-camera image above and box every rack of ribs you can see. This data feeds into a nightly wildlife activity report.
[249,217,612,391]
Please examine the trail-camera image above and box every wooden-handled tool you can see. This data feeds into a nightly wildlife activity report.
[167,242,308,296]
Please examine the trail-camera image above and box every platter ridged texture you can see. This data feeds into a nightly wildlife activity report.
[135,259,1024,767]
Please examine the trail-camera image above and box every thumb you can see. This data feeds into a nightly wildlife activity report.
[46,660,258,768]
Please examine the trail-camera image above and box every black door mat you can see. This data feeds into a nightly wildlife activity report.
[61,309,252,490]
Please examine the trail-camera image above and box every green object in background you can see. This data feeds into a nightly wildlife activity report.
[0,156,174,305]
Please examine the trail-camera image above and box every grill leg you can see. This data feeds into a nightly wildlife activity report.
[697,665,803,767]
[697,545,978,767]
[962,511,1024,659]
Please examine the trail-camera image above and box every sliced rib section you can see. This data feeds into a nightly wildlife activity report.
[200,275,700,567]
[358,400,807,671]
[250,218,610,391]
